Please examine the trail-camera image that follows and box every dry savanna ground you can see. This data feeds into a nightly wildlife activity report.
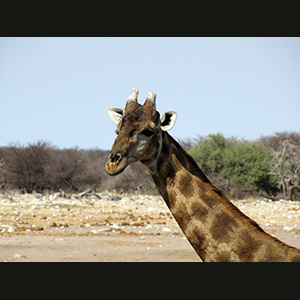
[1,191,300,262]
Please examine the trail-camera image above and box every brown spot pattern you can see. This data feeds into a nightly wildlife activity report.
[191,202,208,223]
[179,173,194,198]
[191,228,207,260]
[211,212,238,243]
[173,202,191,232]
[235,230,262,262]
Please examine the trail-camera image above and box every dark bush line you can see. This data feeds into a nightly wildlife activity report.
[0,131,299,200]
[0,141,155,195]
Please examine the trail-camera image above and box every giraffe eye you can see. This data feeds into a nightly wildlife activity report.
[141,128,154,137]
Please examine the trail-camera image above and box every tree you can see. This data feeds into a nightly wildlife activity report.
[188,133,277,198]
[0,157,5,190]
[5,141,52,193]
[220,140,277,196]
[80,149,103,191]
[260,131,300,152]
[188,133,230,175]
[269,139,300,200]
[49,148,87,192]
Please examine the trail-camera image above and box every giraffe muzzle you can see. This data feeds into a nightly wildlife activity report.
[105,152,128,176]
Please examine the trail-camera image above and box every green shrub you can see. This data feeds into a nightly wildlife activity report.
[188,133,278,198]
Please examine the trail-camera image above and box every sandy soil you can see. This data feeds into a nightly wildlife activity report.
[1,192,300,262]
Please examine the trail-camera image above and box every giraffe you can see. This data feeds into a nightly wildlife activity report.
[105,88,300,262]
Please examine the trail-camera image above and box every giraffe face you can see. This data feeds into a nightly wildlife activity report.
[105,89,177,176]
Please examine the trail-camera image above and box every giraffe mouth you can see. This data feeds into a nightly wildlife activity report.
[105,152,128,176]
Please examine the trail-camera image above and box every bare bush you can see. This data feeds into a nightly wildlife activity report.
[80,149,103,191]
[48,148,86,192]
[270,139,300,200]
[1,143,104,193]
[0,157,5,190]
[4,141,52,193]
[260,131,300,152]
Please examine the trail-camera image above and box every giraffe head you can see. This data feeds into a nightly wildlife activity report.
[105,88,177,176]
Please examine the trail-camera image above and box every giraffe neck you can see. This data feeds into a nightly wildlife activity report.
[142,132,300,262]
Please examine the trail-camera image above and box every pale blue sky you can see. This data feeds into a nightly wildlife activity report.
[0,37,299,150]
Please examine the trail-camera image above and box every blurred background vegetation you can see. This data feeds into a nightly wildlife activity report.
[0,131,299,200]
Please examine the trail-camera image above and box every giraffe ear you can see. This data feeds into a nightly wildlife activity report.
[107,107,124,126]
[160,111,177,131]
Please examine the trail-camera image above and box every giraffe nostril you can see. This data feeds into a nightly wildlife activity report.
[115,153,122,163]
[110,152,122,164]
